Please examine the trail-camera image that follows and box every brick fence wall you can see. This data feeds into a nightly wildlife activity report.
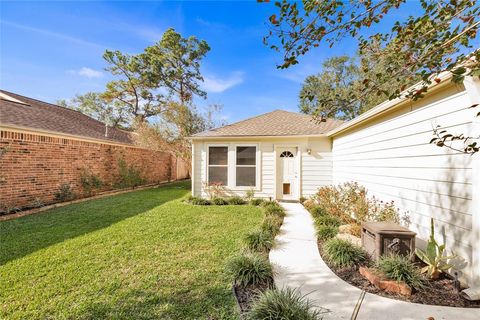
[0,130,188,210]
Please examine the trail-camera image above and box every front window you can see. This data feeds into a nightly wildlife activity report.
[208,146,228,185]
[236,146,256,186]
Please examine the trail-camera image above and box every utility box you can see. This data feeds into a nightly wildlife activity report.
[361,222,416,260]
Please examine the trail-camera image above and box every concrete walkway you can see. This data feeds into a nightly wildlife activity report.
[269,202,479,320]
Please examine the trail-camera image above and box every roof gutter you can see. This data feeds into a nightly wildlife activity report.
[326,72,454,137]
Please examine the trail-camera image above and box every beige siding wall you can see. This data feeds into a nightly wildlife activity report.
[331,83,478,283]
[192,137,333,199]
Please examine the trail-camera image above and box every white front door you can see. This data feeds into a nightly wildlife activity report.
[277,148,298,200]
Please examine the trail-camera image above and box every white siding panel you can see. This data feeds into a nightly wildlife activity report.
[332,85,475,282]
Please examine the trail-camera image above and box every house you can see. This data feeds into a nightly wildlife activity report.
[190,75,480,287]
[0,90,189,210]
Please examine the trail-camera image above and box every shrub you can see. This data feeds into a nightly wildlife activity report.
[115,158,144,189]
[55,183,75,202]
[248,288,322,320]
[261,216,283,236]
[376,254,425,290]
[203,181,225,199]
[315,215,341,228]
[250,198,264,206]
[29,198,44,209]
[323,238,366,268]
[261,200,278,208]
[309,206,327,218]
[264,204,286,218]
[225,252,274,287]
[244,229,275,253]
[228,196,246,205]
[80,169,103,196]
[317,225,338,241]
[212,197,229,205]
[299,196,307,203]
[189,197,211,205]
[245,188,255,201]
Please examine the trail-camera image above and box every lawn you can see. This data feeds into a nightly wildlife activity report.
[0,181,263,319]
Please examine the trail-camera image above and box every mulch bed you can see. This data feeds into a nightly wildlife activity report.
[233,282,271,314]
[318,239,480,308]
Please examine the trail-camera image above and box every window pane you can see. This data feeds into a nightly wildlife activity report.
[236,147,256,165]
[236,167,256,186]
[209,147,228,165]
[208,167,228,185]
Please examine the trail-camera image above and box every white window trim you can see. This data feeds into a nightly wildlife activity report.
[206,144,229,186]
[233,144,260,190]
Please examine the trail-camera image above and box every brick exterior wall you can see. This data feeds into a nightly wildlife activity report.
[0,130,185,210]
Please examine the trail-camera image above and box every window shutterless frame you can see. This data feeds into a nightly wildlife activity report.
[235,145,257,187]
[206,145,229,186]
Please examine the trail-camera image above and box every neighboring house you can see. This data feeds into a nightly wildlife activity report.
[0,90,189,210]
[190,75,480,287]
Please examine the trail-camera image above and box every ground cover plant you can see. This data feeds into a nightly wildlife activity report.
[0,181,264,319]
[247,288,323,320]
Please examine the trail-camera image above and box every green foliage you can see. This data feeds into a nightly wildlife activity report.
[245,188,255,201]
[211,197,228,205]
[315,215,341,228]
[261,216,283,236]
[265,0,480,153]
[115,158,145,189]
[244,229,275,253]
[263,203,286,218]
[309,206,326,218]
[80,169,103,196]
[299,196,307,203]
[376,255,425,290]
[228,196,246,205]
[57,92,128,128]
[415,218,456,279]
[29,198,44,209]
[54,183,75,202]
[189,197,211,206]
[316,225,338,241]
[225,252,274,287]
[323,238,366,268]
[250,198,265,206]
[248,288,322,320]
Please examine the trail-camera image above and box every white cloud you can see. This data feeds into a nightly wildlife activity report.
[69,67,104,79]
[202,71,244,93]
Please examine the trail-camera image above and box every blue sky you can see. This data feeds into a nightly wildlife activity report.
[2,1,421,123]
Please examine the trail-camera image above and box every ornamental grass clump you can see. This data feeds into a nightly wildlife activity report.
[225,252,274,287]
[375,254,425,290]
[263,204,286,218]
[261,215,283,236]
[309,206,327,218]
[248,288,322,320]
[211,197,229,205]
[188,196,211,205]
[323,238,366,268]
[250,198,265,206]
[244,229,275,253]
[314,215,341,228]
[316,225,338,241]
[228,196,246,205]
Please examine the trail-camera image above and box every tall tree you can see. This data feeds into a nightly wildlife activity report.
[263,0,480,153]
[57,92,128,128]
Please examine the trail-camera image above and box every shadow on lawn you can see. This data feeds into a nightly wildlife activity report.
[0,181,190,266]
[77,285,236,320]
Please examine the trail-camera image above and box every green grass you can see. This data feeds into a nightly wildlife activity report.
[0,181,263,319]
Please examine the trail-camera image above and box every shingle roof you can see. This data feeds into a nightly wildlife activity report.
[192,110,343,138]
[0,90,133,144]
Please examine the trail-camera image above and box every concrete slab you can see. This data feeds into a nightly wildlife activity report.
[269,202,480,320]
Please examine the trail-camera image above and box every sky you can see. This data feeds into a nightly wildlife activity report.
[1,0,422,123]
